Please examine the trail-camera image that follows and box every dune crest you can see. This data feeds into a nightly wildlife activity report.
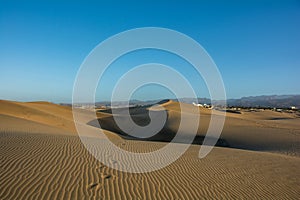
[1,99,300,199]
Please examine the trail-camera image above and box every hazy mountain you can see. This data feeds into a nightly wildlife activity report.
[225,95,300,108]
[172,95,299,108]
[72,95,299,109]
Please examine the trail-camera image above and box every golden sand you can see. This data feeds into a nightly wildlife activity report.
[0,100,299,199]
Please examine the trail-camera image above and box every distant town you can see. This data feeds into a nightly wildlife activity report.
[70,95,299,115]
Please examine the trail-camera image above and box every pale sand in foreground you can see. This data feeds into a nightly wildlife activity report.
[0,100,299,199]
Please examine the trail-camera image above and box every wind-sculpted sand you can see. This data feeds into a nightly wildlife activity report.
[95,100,300,156]
[0,99,299,199]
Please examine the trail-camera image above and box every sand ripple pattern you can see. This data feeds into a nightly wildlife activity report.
[0,132,299,200]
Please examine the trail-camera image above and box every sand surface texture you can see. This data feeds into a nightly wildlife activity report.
[0,100,299,199]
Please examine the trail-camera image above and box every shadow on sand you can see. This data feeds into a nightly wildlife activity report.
[88,105,229,148]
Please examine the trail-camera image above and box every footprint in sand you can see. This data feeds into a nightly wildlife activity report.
[88,183,101,190]
[101,174,112,180]
[97,165,105,170]
[111,160,117,164]
[87,174,113,191]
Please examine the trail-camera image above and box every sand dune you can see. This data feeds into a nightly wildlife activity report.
[0,99,300,199]
[0,114,70,135]
[0,100,76,135]
[95,100,300,156]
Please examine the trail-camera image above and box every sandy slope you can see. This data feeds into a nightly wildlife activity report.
[0,100,119,139]
[0,99,299,199]
[96,100,300,156]
[0,100,76,135]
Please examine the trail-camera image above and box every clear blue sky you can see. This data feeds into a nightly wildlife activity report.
[1,0,299,103]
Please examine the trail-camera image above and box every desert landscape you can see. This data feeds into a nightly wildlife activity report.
[0,99,299,199]
[1,1,300,199]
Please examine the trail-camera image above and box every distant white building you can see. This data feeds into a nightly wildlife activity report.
[291,106,297,110]
[203,103,212,108]
[192,102,213,108]
[193,102,203,107]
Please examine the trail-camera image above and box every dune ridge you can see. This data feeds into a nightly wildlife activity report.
[96,100,300,156]
[0,99,300,199]
[0,100,76,135]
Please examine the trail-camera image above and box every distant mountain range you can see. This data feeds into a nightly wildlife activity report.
[178,95,300,108]
[73,95,299,109]
[225,95,300,108]
[178,95,299,108]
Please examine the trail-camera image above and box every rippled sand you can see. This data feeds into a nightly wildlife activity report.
[0,100,299,199]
